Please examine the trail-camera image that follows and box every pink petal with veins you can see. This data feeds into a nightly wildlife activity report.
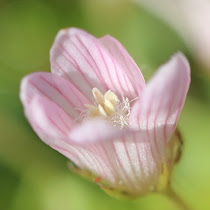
[23,95,116,183]
[130,53,190,157]
[96,131,161,193]
[99,35,146,95]
[20,72,91,121]
[50,28,137,99]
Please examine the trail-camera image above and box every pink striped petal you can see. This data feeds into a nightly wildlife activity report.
[129,53,190,156]
[99,35,146,96]
[50,28,137,100]
[101,131,161,194]
[24,95,74,142]
[74,130,161,194]
[69,128,161,194]
[24,95,116,183]
[67,118,162,194]
[20,72,91,121]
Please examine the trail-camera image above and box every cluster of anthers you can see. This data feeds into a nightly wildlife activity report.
[85,88,137,129]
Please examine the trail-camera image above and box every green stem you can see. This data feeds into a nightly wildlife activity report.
[163,187,191,210]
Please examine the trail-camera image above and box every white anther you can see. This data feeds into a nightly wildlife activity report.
[98,104,107,117]
[104,90,118,106]
[92,88,104,105]
[104,99,115,116]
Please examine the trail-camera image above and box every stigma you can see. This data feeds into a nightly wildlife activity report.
[85,88,136,129]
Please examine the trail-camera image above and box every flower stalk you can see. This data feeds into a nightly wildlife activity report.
[164,186,191,210]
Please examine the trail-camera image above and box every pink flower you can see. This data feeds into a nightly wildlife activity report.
[20,28,190,198]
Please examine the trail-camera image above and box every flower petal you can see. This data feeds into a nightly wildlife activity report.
[76,130,161,195]
[23,95,116,183]
[129,53,190,156]
[20,72,91,121]
[68,119,161,194]
[99,34,146,95]
[24,95,74,142]
[50,28,137,99]
[100,131,161,194]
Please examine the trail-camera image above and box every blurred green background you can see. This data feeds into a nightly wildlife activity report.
[0,0,209,209]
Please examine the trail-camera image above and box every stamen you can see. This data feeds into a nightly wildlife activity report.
[104,99,115,115]
[98,104,107,117]
[92,88,104,105]
[104,90,118,106]
[84,88,138,129]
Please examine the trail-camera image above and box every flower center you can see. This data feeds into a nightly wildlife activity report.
[85,88,136,129]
